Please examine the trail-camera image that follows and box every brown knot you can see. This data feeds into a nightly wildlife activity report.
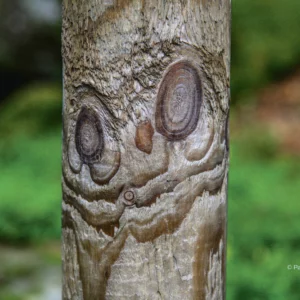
[123,190,135,206]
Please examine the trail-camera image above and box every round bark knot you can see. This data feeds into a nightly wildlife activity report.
[75,106,104,164]
[155,61,202,140]
[123,190,135,206]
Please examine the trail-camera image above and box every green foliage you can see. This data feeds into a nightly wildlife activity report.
[0,83,62,137]
[232,0,300,103]
[0,133,61,244]
[227,141,300,300]
[0,84,62,244]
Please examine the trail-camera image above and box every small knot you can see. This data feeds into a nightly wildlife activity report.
[123,190,135,206]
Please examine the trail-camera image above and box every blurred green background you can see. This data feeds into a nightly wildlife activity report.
[0,0,299,299]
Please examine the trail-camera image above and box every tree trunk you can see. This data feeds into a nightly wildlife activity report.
[62,0,231,299]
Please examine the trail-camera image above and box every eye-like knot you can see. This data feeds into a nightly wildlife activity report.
[155,61,202,140]
[75,106,104,164]
[68,105,120,185]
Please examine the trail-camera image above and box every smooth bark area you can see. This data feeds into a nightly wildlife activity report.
[62,0,231,299]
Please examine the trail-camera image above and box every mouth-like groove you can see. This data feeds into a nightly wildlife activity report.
[63,150,226,240]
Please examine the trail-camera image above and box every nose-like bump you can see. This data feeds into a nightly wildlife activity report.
[135,120,154,154]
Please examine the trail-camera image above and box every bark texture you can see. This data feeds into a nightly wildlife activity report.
[62,0,231,299]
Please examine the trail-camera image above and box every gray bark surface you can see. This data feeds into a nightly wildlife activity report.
[62,1,231,299]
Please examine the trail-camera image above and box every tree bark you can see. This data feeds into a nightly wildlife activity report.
[62,0,231,299]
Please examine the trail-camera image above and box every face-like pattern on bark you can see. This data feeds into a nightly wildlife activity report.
[63,57,227,299]
[62,1,230,299]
